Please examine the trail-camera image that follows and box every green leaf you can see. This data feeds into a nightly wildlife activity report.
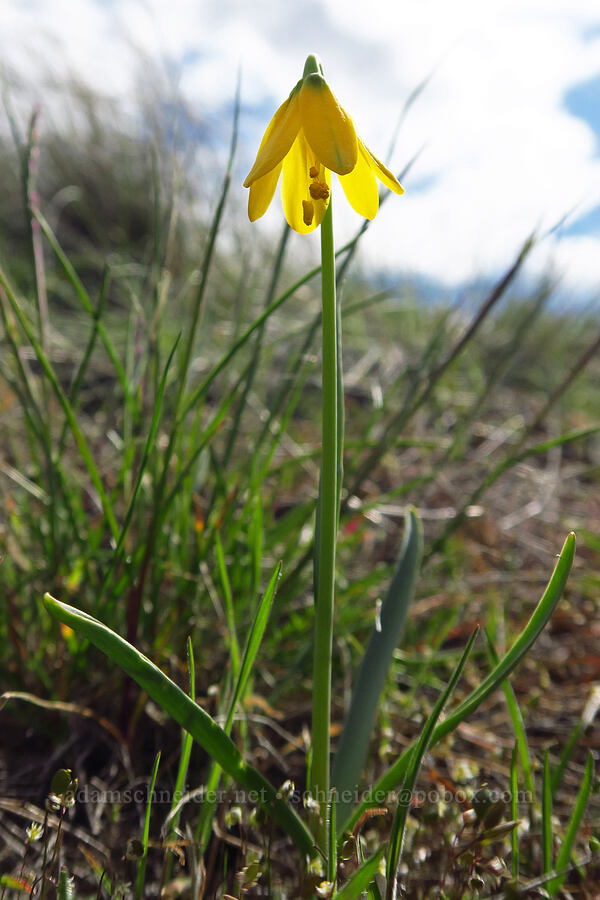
[547,751,594,896]
[385,628,478,900]
[343,532,575,834]
[135,751,160,900]
[42,593,314,855]
[333,508,423,827]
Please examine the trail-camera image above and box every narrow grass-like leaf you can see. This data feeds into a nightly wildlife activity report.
[194,562,282,850]
[100,334,180,612]
[135,751,160,900]
[0,265,120,541]
[215,532,240,678]
[34,209,132,407]
[542,748,553,876]
[348,234,535,500]
[327,789,337,884]
[163,638,195,884]
[547,751,594,897]
[42,591,313,854]
[344,532,575,833]
[551,719,584,797]
[385,628,478,900]
[335,847,384,900]
[333,508,423,826]
[486,631,536,803]
[510,743,519,880]
[428,427,598,560]
[226,562,281,733]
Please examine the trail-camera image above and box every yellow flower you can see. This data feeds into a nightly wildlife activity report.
[243,55,404,234]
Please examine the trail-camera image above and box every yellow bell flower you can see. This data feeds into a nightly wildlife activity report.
[244,55,404,234]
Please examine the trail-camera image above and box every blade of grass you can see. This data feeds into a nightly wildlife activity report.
[215,532,241,678]
[100,334,180,613]
[343,532,575,833]
[135,751,161,900]
[194,563,282,851]
[163,639,195,885]
[510,743,520,881]
[427,427,599,560]
[347,233,535,501]
[33,208,132,410]
[542,748,553,877]
[327,788,337,885]
[547,751,594,897]
[551,719,584,796]
[43,591,314,855]
[385,628,478,900]
[0,265,120,541]
[485,630,536,804]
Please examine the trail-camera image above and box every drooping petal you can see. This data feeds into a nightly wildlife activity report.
[281,130,330,234]
[359,137,405,195]
[248,162,282,221]
[299,73,358,176]
[338,142,379,219]
[244,85,301,187]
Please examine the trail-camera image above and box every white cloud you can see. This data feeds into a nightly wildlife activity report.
[1,0,599,294]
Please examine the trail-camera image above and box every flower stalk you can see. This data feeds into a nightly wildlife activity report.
[310,198,338,838]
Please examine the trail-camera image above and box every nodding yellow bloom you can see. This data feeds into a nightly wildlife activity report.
[244,55,404,234]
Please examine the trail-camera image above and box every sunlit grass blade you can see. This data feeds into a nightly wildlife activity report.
[343,532,575,833]
[42,592,314,855]
[547,751,594,896]
[333,508,423,826]
[335,847,385,900]
[385,627,478,900]
[135,751,160,900]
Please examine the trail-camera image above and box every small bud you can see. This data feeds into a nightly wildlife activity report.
[278,779,295,800]
[50,769,73,796]
[225,806,243,828]
[126,838,145,860]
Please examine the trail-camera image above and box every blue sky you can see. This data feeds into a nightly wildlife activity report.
[2,0,600,294]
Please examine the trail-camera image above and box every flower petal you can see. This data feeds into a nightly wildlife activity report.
[338,142,379,219]
[244,85,301,187]
[281,130,330,234]
[359,137,405,195]
[299,73,358,175]
[248,162,282,221]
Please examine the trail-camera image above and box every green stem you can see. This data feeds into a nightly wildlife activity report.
[311,200,338,843]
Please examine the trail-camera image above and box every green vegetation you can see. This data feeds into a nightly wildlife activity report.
[1,75,599,898]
